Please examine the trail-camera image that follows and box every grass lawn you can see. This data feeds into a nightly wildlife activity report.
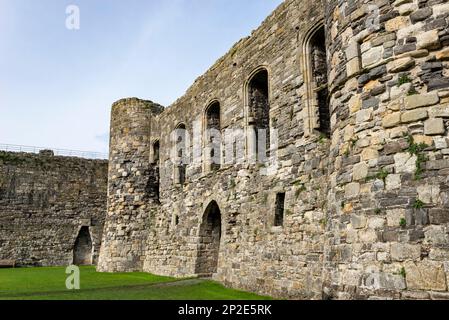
[0,267,271,300]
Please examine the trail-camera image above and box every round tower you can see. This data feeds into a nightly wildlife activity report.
[324,0,449,299]
[97,98,163,272]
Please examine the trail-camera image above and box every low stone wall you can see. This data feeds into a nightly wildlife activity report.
[0,151,108,266]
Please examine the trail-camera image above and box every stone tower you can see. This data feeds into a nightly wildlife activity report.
[97,98,163,272]
[323,0,449,299]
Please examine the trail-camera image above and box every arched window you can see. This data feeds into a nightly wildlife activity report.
[247,68,270,161]
[204,101,221,172]
[174,123,187,185]
[301,22,331,137]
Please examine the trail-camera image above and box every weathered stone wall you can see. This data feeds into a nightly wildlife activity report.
[324,0,449,299]
[98,0,449,300]
[100,0,329,300]
[0,151,107,266]
[142,0,330,300]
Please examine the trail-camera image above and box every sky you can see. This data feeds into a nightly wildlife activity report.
[0,0,283,154]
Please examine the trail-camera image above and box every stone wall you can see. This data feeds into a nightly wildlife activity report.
[324,0,449,299]
[99,0,330,299]
[0,151,107,266]
[142,0,329,299]
[98,0,449,300]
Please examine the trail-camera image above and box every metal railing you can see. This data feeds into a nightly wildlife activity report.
[0,144,108,160]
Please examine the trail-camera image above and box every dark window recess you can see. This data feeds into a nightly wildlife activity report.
[153,141,160,164]
[145,169,160,202]
[179,165,186,185]
[152,141,161,202]
[175,124,187,185]
[310,26,330,137]
[155,168,160,200]
[274,193,286,227]
[317,88,330,137]
[206,102,221,171]
[248,69,270,158]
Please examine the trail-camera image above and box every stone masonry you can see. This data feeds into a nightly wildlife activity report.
[0,151,107,266]
[98,0,449,299]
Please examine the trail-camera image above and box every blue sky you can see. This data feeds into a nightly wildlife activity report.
[0,0,283,153]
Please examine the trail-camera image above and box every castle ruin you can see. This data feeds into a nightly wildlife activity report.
[92,0,449,300]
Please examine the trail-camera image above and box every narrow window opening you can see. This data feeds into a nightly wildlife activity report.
[178,165,186,185]
[152,141,160,164]
[274,193,286,227]
[248,69,270,159]
[205,101,221,171]
[310,26,330,137]
[150,140,161,202]
[175,124,187,185]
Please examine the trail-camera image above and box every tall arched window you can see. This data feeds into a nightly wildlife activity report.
[247,68,270,161]
[205,101,221,172]
[301,22,331,137]
[311,26,330,137]
[174,123,187,185]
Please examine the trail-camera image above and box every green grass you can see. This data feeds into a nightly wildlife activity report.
[0,267,271,300]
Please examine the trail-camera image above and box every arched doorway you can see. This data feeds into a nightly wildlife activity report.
[73,226,93,265]
[195,201,222,276]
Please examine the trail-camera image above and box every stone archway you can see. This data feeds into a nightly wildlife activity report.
[73,226,93,265]
[195,201,222,276]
